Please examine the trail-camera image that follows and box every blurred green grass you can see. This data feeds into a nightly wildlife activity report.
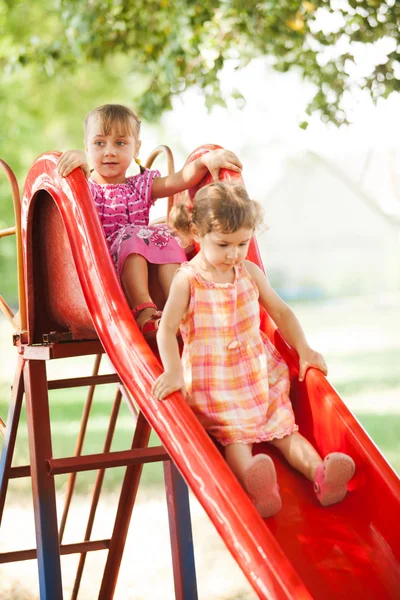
[331,349,400,395]
[0,294,399,496]
[356,414,400,473]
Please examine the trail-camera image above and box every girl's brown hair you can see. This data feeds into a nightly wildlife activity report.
[169,181,263,245]
[84,104,141,139]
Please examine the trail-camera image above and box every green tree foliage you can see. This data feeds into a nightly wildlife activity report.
[0,2,147,302]
[1,0,399,125]
[0,0,399,302]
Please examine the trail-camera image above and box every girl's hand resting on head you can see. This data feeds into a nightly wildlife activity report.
[202,149,242,181]
[57,150,90,179]
[152,371,187,401]
[298,348,328,382]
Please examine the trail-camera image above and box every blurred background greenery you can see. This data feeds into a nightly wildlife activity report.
[0,0,399,490]
[0,53,145,300]
[1,0,399,302]
[0,3,399,598]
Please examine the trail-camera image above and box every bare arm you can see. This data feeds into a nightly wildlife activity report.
[244,260,328,381]
[151,270,191,400]
[151,149,242,199]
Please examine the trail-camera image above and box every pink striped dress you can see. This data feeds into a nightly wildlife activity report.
[88,169,186,276]
[179,261,298,446]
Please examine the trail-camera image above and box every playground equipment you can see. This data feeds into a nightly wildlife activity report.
[0,145,400,599]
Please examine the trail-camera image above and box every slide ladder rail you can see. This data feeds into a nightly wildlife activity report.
[0,159,27,336]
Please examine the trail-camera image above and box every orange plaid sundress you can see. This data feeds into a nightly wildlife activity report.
[179,261,298,446]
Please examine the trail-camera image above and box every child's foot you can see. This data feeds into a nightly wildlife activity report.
[243,454,282,518]
[132,302,162,340]
[314,452,355,507]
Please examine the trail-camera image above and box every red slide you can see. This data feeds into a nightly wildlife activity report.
[21,148,400,600]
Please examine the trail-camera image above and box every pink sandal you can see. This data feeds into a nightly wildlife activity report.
[132,302,162,340]
[314,452,355,507]
[243,454,282,518]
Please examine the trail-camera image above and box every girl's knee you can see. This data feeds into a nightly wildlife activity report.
[269,432,293,449]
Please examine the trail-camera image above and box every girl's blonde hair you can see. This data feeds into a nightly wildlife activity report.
[84,104,141,139]
[169,181,263,244]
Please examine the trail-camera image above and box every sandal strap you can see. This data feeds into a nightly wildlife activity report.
[141,314,161,335]
[132,302,158,319]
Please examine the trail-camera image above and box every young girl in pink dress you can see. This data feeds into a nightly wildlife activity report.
[57,104,242,338]
[152,181,355,518]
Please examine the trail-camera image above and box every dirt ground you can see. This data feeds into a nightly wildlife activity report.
[0,487,257,600]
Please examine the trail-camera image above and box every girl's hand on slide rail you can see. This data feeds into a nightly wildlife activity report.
[57,150,91,179]
[202,149,242,181]
[152,371,187,401]
[298,348,328,382]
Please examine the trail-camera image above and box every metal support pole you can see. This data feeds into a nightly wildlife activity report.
[164,461,198,600]
[24,359,63,599]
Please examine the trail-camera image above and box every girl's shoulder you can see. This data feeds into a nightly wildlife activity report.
[171,263,192,295]
[126,168,161,186]
[177,261,205,286]
[242,259,262,278]
[241,260,266,294]
[176,261,194,277]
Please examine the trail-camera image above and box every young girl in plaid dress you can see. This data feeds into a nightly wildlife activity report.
[152,182,355,518]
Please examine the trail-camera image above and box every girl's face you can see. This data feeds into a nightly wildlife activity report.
[85,116,141,184]
[196,227,253,271]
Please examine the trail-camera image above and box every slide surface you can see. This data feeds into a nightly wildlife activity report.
[21,151,400,599]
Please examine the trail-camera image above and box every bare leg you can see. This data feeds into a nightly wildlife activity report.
[157,263,180,299]
[269,431,323,482]
[224,443,254,487]
[121,254,157,329]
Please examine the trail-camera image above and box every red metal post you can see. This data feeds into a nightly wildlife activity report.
[24,359,63,599]
[164,461,198,600]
